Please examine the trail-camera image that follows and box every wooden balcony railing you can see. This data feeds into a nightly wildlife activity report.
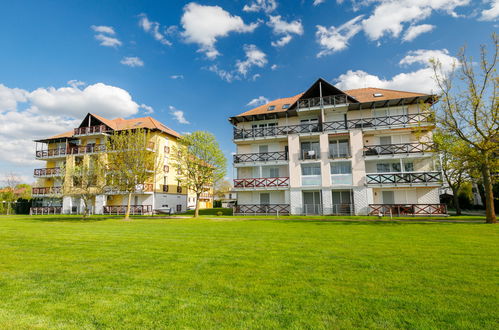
[297,95,348,110]
[32,187,62,195]
[369,204,447,216]
[30,206,63,215]
[103,205,153,215]
[70,144,106,155]
[364,142,435,156]
[234,123,320,140]
[199,192,213,199]
[35,148,67,159]
[233,177,289,188]
[366,171,442,185]
[233,151,288,163]
[234,204,290,214]
[34,167,61,177]
[74,125,109,136]
[324,113,434,132]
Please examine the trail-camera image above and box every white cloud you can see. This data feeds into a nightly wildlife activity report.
[181,2,260,59]
[120,57,144,67]
[243,0,277,13]
[170,75,184,79]
[236,44,268,76]
[271,64,278,70]
[169,105,190,124]
[67,80,86,88]
[316,15,364,57]
[480,0,499,20]
[313,0,327,5]
[138,13,172,46]
[94,34,122,47]
[335,48,457,93]
[402,24,435,41]
[0,84,28,111]
[140,104,154,114]
[208,65,237,83]
[251,73,261,81]
[247,96,269,107]
[90,25,115,35]
[267,15,304,47]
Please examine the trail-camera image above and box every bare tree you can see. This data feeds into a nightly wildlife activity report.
[432,33,498,223]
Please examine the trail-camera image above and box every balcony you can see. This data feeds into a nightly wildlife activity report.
[104,183,154,195]
[234,122,320,140]
[369,204,447,216]
[234,204,290,215]
[364,142,435,156]
[74,125,109,136]
[366,171,442,186]
[323,113,434,132]
[233,151,288,164]
[30,206,62,215]
[35,148,67,159]
[300,150,320,160]
[103,205,153,215]
[297,95,349,111]
[233,177,289,189]
[34,167,61,177]
[32,187,62,196]
[199,192,213,200]
[70,144,106,155]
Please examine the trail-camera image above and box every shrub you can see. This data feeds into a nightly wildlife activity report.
[216,211,223,216]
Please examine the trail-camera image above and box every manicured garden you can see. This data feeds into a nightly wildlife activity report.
[0,215,497,328]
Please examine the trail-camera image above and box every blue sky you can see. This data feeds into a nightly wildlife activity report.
[0,0,497,182]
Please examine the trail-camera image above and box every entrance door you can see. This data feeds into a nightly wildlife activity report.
[303,191,321,214]
[332,190,353,214]
[382,191,395,204]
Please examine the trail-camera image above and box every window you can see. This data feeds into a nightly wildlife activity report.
[269,167,279,178]
[377,163,391,173]
[164,165,169,173]
[268,105,275,111]
[164,146,170,153]
[301,163,321,176]
[259,145,268,153]
[301,141,320,159]
[373,93,383,97]
[282,104,290,109]
[260,193,270,205]
[330,139,350,158]
[176,204,182,212]
[376,162,413,173]
[331,161,352,174]
[404,162,414,172]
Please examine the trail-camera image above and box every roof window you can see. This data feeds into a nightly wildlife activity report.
[282,104,290,109]
[267,105,276,111]
[373,93,383,97]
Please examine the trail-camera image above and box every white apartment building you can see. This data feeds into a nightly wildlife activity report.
[229,78,446,216]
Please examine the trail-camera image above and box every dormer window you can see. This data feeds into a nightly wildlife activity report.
[373,93,383,97]
[268,105,275,111]
[282,104,290,109]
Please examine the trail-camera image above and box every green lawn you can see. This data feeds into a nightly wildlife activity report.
[0,215,497,329]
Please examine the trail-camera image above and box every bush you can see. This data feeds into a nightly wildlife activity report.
[183,208,233,216]
[216,211,223,216]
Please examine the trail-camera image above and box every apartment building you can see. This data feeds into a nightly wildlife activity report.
[229,78,446,216]
[31,113,190,215]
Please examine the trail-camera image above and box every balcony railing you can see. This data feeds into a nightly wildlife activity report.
[234,204,290,215]
[364,142,435,156]
[104,183,154,194]
[366,171,442,185]
[74,125,109,136]
[70,144,106,155]
[233,151,288,163]
[32,187,62,196]
[233,177,289,188]
[369,204,447,216]
[234,123,320,140]
[103,205,153,215]
[300,150,320,160]
[297,95,349,110]
[34,167,61,177]
[36,148,67,159]
[199,193,213,199]
[233,113,434,140]
[30,206,62,215]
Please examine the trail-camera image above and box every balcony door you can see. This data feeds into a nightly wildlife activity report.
[260,193,270,205]
[382,191,395,204]
[303,191,321,214]
[301,141,320,159]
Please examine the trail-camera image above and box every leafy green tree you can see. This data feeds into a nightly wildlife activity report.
[171,131,226,218]
[105,128,157,220]
[431,33,498,223]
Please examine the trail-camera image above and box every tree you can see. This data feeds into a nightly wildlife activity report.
[434,131,472,215]
[214,179,232,199]
[0,173,21,215]
[171,131,226,218]
[431,33,498,223]
[105,128,157,220]
[60,155,107,219]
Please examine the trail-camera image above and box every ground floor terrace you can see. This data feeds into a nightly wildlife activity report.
[234,186,445,216]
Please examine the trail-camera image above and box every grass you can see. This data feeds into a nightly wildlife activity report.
[0,215,497,329]
[183,207,233,216]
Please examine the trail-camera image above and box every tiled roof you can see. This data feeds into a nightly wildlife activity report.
[236,93,303,117]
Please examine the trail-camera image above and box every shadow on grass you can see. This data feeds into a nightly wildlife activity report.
[251,218,486,226]
[26,216,121,223]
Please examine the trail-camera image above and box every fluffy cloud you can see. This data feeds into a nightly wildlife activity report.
[335,49,457,93]
[208,65,237,83]
[120,57,144,67]
[181,2,260,59]
[480,0,499,21]
[168,105,190,124]
[316,15,364,57]
[267,15,304,47]
[138,13,172,46]
[0,84,28,111]
[236,44,268,76]
[170,75,184,79]
[91,25,121,47]
[90,25,116,35]
[247,96,269,107]
[402,24,435,41]
[140,104,154,114]
[313,0,326,5]
[243,0,277,13]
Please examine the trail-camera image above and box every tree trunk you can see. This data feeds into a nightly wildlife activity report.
[194,192,201,218]
[481,163,496,224]
[125,192,132,220]
[452,187,461,216]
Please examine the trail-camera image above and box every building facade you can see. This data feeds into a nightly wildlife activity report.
[31,113,190,215]
[229,79,446,216]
